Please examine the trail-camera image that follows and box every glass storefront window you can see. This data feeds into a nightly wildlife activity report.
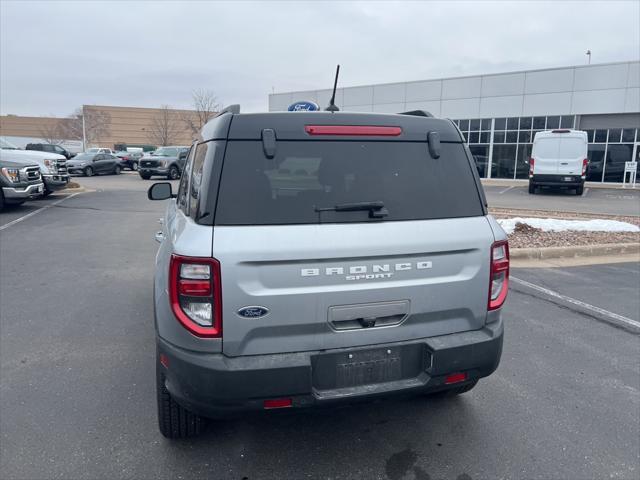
[546,116,560,129]
[507,117,518,130]
[520,117,532,130]
[494,131,505,143]
[532,130,543,141]
[604,144,633,182]
[469,145,489,178]
[533,117,545,129]
[494,118,506,130]
[506,131,518,143]
[586,144,605,182]
[480,132,490,143]
[518,131,531,143]
[469,131,479,143]
[492,145,517,178]
[622,129,636,143]
[462,132,468,142]
[515,144,532,179]
[459,119,469,132]
[470,119,480,131]
[481,119,491,130]
[560,115,574,128]
[594,129,607,142]
[583,129,594,142]
[607,129,622,143]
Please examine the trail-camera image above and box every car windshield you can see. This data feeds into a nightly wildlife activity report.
[152,147,178,157]
[86,148,100,153]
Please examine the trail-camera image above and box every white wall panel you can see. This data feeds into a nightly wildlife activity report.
[341,104,373,112]
[373,83,405,104]
[316,89,344,109]
[571,89,626,114]
[441,76,482,100]
[343,86,373,106]
[481,73,525,97]
[404,100,441,116]
[440,98,480,118]
[624,88,640,113]
[405,80,442,102]
[524,68,574,94]
[627,62,640,88]
[372,103,405,113]
[573,64,628,91]
[522,92,572,115]
[479,95,523,117]
[269,93,293,111]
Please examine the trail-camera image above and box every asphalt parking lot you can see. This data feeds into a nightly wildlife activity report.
[1,174,639,479]
[484,183,640,216]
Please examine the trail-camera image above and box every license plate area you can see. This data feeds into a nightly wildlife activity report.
[564,176,573,182]
[311,344,425,390]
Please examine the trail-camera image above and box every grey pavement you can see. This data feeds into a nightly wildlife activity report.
[1,174,638,480]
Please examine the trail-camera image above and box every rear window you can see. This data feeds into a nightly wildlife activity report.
[534,137,585,159]
[215,141,483,225]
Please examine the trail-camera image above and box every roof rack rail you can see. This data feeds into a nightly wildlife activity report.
[216,104,240,117]
[398,110,434,118]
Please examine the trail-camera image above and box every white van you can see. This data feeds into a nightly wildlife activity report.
[529,129,588,195]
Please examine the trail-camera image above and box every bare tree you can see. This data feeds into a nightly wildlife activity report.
[148,105,183,146]
[59,107,111,147]
[182,89,221,135]
[38,120,64,145]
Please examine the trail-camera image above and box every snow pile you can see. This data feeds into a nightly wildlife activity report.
[498,217,640,235]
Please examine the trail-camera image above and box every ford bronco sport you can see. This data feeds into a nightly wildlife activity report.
[148,106,508,438]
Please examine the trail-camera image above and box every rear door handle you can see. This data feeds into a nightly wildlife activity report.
[155,231,164,243]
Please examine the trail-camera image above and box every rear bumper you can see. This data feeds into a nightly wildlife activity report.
[2,182,44,200]
[530,174,585,187]
[158,318,503,418]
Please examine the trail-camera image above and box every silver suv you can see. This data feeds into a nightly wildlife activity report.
[148,107,509,438]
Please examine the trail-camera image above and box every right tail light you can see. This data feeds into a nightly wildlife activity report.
[169,254,222,337]
[582,158,588,176]
[488,241,509,311]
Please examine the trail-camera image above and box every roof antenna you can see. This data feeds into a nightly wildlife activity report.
[325,65,340,112]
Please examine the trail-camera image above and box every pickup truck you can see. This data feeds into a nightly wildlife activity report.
[0,158,44,210]
[0,149,69,196]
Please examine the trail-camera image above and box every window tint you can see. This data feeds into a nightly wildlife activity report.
[188,142,209,214]
[215,141,483,225]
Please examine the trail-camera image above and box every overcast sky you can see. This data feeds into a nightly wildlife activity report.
[1,0,639,117]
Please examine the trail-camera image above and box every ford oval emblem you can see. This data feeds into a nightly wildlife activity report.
[237,306,270,318]
[288,101,319,112]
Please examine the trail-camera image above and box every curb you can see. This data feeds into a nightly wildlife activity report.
[510,243,640,260]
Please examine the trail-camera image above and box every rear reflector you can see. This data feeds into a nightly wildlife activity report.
[263,398,293,409]
[445,372,468,385]
[305,125,402,136]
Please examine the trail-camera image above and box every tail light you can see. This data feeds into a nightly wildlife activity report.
[582,158,588,176]
[488,241,509,311]
[169,254,222,337]
[529,158,535,177]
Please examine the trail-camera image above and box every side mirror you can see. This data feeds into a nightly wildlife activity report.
[148,182,175,200]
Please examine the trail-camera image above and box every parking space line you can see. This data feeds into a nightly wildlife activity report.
[511,276,640,330]
[0,193,80,232]
[582,188,589,197]
[498,186,514,194]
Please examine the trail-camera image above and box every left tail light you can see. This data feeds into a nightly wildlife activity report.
[488,241,509,311]
[169,254,222,337]
[529,157,535,177]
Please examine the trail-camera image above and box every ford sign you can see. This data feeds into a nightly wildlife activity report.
[288,101,319,112]
[237,306,270,318]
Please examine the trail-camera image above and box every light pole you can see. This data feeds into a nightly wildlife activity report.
[586,50,591,64]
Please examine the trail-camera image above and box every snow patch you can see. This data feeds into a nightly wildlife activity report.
[498,217,640,235]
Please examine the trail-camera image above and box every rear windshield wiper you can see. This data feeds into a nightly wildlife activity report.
[315,201,388,218]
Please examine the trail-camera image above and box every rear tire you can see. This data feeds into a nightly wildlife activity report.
[575,185,584,196]
[168,165,179,180]
[139,173,151,180]
[114,165,121,175]
[84,166,94,177]
[132,162,138,171]
[156,359,203,439]
[528,183,536,194]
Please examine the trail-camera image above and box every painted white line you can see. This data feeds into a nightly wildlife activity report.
[0,193,81,232]
[498,186,514,195]
[582,188,589,197]
[511,276,640,329]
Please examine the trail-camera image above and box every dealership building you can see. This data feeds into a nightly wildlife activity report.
[269,60,639,184]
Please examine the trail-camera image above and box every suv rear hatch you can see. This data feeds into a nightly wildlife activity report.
[213,117,494,357]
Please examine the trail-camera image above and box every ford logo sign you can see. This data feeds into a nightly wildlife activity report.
[237,306,270,318]
[288,101,319,112]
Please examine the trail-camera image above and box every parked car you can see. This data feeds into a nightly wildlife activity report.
[0,148,69,196]
[26,143,76,159]
[115,151,144,171]
[528,129,589,195]
[66,153,122,176]
[85,147,115,155]
[0,158,44,210]
[138,146,189,180]
[147,108,507,438]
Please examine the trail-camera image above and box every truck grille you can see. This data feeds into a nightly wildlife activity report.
[57,159,67,174]
[141,160,157,168]
[24,166,41,181]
